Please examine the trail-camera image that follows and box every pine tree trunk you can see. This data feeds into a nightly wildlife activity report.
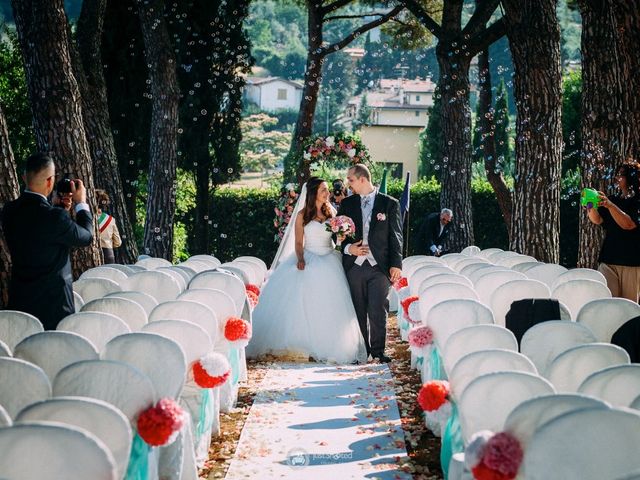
[477,48,513,235]
[193,133,212,254]
[0,105,20,307]
[76,0,138,264]
[503,0,563,263]
[11,0,102,275]
[436,49,475,251]
[612,0,640,156]
[577,0,623,268]
[137,0,180,260]
[289,1,324,184]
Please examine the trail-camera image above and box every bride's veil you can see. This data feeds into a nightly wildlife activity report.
[270,182,307,271]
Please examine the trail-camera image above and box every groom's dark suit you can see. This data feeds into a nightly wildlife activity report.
[2,191,93,330]
[338,192,403,358]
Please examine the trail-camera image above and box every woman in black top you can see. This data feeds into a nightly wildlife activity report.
[587,162,640,302]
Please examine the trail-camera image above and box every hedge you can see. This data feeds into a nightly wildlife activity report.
[205,179,580,267]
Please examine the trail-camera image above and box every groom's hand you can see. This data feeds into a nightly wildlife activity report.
[349,240,369,256]
[389,267,402,283]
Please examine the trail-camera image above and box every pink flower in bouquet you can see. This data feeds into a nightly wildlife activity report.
[326,215,356,237]
[408,326,434,348]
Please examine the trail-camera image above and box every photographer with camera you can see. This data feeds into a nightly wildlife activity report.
[330,179,348,210]
[52,175,75,213]
[1,152,93,330]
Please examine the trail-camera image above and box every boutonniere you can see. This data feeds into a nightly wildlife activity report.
[376,212,386,221]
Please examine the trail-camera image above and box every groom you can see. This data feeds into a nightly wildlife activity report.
[338,164,403,363]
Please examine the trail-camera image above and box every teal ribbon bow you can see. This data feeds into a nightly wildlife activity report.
[125,432,150,480]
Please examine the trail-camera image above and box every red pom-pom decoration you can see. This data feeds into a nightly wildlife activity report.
[417,380,450,412]
[471,432,523,480]
[245,284,261,297]
[193,352,231,388]
[224,317,252,347]
[472,462,513,480]
[246,290,259,308]
[137,398,186,447]
[401,295,419,317]
[393,277,408,291]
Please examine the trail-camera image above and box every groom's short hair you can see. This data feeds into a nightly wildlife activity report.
[350,164,370,181]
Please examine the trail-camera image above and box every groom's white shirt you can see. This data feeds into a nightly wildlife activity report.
[346,189,378,267]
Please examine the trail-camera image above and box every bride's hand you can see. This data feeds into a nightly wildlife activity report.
[296,258,305,270]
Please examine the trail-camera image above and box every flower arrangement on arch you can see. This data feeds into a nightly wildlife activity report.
[273,183,298,243]
[301,133,371,173]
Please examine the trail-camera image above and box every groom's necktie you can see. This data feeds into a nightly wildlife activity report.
[356,193,377,267]
[362,196,371,209]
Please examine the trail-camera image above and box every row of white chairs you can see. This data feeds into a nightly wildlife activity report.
[0,253,266,480]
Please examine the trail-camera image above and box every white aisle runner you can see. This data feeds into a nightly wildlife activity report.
[225,363,412,479]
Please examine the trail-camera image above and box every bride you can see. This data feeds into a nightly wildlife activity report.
[246,177,367,364]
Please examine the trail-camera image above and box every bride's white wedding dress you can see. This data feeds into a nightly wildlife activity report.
[247,220,367,364]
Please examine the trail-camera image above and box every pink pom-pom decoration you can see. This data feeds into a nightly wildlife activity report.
[193,352,231,388]
[417,380,450,412]
[224,317,252,347]
[481,432,523,479]
[137,398,186,447]
[408,326,434,348]
[246,290,259,309]
[393,277,408,291]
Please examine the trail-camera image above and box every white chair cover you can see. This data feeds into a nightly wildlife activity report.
[498,255,538,269]
[418,273,473,292]
[419,283,479,325]
[80,266,129,284]
[632,395,640,411]
[73,291,85,311]
[522,408,640,480]
[547,343,630,392]
[179,288,237,335]
[453,258,490,274]
[141,319,211,365]
[427,299,494,350]
[520,321,597,376]
[178,260,212,273]
[102,264,136,276]
[459,262,496,279]
[449,349,537,400]
[124,270,181,303]
[16,397,132,480]
[402,255,429,269]
[103,332,187,399]
[0,404,10,427]
[81,297,148,331]
[474,270,527,305]
[489,279,551,327]
[524,263,568,288]
[615,471,640,480]
[234,256,267,281]
[105,290,158,317]
[503,394,609,449]
[487,251,521,264]
[127,265,147,273]
[13,331,98,382]
[458,371,555,444]
[511,261,542,273]
[0,339,10,357]
[442,325,518,376]
[53,359,156,422]
[170,265,198,283]
[477,247,503,259]
[409,265,454,295]
[188,271,247,319]
[0,310,43,352]
[440,253,469,267]
[0,357,51,419]
[57,312,130,352]
[150,300,218,342]
[551,279,612,319]
[219,264,250,284]
[461,245,481,256]
[403,257,445,279]
[157,267,188,292]
[186,254,221,268]
[551,268,607,290]
[0,423,117,480]
[578,364,640,407]
[468,266,514,285]
[135,257,172,270]
[160,266,193,286]
[72,277,121,303]
[576,298,640,342]
[230,260,262,286]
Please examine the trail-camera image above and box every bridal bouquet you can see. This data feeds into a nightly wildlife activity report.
[326,215,356,250]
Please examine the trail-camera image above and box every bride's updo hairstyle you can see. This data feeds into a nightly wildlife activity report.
[302,176,335,226]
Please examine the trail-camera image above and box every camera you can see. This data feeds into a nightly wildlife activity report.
[55,175,76,194]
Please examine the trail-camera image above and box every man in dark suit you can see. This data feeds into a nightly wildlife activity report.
[338,164,403,363]
[2,152,93,330]
[419,208,453,256]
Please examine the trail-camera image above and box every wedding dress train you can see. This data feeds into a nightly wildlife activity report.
[246,220,367,364]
